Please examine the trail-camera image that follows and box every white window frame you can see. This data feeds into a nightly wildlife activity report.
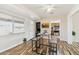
[13,21,24,33]
[0,19,25,36]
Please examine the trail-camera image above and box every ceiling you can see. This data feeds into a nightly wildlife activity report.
[25,4,75,18]
[0,4,76,21]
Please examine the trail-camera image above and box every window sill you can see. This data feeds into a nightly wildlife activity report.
[0,32,25,37]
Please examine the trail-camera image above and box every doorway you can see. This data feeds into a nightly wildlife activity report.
[50,23,60,43]
[36,22,41,37]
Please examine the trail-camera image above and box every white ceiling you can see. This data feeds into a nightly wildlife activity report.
[25,4,75,18]
[0,4,76,21]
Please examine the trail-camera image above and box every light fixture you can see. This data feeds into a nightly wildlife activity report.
[46,8,55,14]
[40,4,55,14]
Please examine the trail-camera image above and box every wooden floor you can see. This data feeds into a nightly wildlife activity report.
[0,39,49,55]
[59,41,79,55]
[0,39,79,55]
[0,40,36,55]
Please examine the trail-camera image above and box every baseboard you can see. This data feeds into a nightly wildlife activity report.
[0,37,34,53]
[0,42,23,53]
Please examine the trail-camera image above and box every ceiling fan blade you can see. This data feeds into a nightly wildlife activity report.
[40,4,55,11]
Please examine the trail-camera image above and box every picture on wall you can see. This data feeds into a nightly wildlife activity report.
[42,22,49,28]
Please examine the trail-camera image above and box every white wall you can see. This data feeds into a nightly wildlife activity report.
[67,5,79,44]
[24,19,35,41]
[72,10,79,42]
[0,15,26,52]
[0,14,36,53]
[0,19,36,53]
[60,17,68,41]
[0,33,25,52]
[40,16,68,41]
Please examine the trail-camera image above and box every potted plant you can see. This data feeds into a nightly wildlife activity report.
[23,38,27,44]
[72,31,76,42]
[72,31,76,36]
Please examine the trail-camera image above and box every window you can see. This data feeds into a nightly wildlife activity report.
[13,22,24,33]
[0,20,24,36]
[0,20,12,36]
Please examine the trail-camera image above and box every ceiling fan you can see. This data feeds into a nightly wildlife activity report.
[40,4,56,14]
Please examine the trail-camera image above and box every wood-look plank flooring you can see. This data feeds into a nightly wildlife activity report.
[59,41,79,55]
[0,39,79,55]
[0,38,49,55]
[0,40,36,55]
